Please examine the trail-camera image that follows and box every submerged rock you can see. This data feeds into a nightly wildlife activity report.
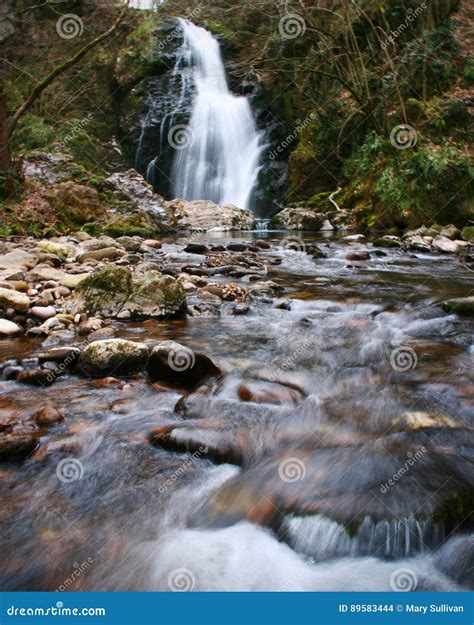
[147,340,222,389]
[77,339,149,377]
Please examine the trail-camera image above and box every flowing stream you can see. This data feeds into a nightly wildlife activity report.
[171,20,263,210]
[1,233,473,591]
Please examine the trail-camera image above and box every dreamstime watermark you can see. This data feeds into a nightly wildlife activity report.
[56,557,94,592]
[7,602,105,617]
[168,568,196,591]
[279,13,306,40]
[281,557,316,591]
[157,2,204,51]
[167,346,196,372]
[390,567,418,591]
[269,112,316,160]
[56,14,84,39]
[278,457,306,483]
[380,447,427,493]
[53,113,94,154]
[158,446,205,494]
[168,124,194,150]
[390,124,418,150]
[381,3,428,49]
[389,346,418,372]
[56,458,84,483]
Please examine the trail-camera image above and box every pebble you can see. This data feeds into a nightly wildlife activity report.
[31,306,56,320]
[0,319,22,337]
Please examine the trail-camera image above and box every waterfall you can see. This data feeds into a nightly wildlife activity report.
[171,19,263,211]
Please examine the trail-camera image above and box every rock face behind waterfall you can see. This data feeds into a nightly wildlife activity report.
[164,198,253,232]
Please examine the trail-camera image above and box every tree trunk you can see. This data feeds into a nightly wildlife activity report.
[0,84,13,197]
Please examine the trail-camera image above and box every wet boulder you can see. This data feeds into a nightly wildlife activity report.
[0,431,38,460]
[184,243,208,255]
[247,281,283,300]
[306,245,327,259]
[77,339,149,377]
[195,429,474,530]
[373,237,401,248]
[18,368,54,386]
[346,251,370,261]
[147,340,222,389]
[237,381,304,405]
[32,406,64,426]
[440,297,474,317]
[149,423,244,466]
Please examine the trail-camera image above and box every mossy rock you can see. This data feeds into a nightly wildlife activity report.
[123,270,186,318]
[45,181,105,227]
[102,214,157,238]
[78,339,149,377]
[373,238,401,248]
[462,226,474,242]
[68,265,132,317]
[66,264,186,319]
[440,297,474,317]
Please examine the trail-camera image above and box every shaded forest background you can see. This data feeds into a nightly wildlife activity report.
[0,0,472,234]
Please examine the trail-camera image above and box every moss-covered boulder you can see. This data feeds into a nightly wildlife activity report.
[462,227,474,242]
[67,265,132,317]
[66,264,186,319]
[440,296,474,317]
[45,182,105,227]
[78,339,149,377]
[123,270,186,319]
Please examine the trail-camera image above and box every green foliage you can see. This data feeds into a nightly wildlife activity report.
[12,115,56,153]
[343,133,473,227]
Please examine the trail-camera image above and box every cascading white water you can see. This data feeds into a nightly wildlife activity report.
[172,19,263,211]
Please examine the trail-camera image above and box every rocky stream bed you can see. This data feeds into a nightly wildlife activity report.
[0,227,473,591]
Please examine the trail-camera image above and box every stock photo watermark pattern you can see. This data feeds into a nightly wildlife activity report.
[56,14,84,39]
[0,0,473,620]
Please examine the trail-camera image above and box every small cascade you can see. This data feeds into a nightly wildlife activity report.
[254,218,270,232]
[285,515,446,562]
[171,19,263,210]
